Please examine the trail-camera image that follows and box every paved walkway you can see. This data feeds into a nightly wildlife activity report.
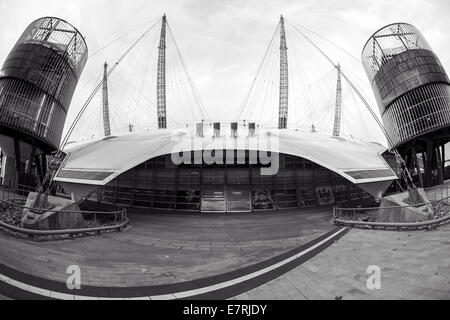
[0,205,448,300]
[0,208,334,288]
[232,224,450,300]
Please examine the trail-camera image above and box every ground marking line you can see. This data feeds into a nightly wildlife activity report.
[0,228,347,300]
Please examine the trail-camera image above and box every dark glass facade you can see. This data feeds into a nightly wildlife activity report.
[96,152,372,213]
[0,17,88,151]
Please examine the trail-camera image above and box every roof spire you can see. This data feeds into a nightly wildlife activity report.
[102,61,111,137]
[157,14,167,129]
[333,63,342,137]
[278,14,288,129]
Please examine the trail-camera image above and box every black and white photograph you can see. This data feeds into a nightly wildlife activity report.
[0,0,448,308]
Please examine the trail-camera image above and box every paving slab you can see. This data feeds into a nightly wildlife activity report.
[237,224,450,300]
[0,208,334,288]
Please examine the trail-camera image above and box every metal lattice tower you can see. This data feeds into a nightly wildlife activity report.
[333,64,342,137]
[102,62,111,137]
[157,14,167,129]
[278,15,289,129]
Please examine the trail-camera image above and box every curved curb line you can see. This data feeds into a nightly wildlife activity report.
[334,215,450,230]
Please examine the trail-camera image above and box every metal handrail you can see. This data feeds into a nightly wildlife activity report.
[336,214,450,227]
[334,194,450,213]
[0,187,129,238]
[0,218,129,236]
[1,185,34,198]
[333,186,450,229]
[1,198,127,217]
[16,184,36,192]
[0,186,126,217]
[334,214,450,231]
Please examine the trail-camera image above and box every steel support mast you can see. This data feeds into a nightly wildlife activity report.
[157,14,167,129]
[278,15,288,129]
[102,62,111,137]
[333,64,342,136]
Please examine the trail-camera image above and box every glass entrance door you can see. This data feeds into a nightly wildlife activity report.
[201,185,251,213]
[227,185,251,212]
[201,185,226,212]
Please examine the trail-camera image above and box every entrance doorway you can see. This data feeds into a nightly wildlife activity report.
[226,185,251,212]
[201,185,226,212]
[201,185,251,213]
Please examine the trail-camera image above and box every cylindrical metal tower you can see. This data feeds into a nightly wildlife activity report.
[0,17,88,187]
[362,23,450,186]
[0,17,88,151]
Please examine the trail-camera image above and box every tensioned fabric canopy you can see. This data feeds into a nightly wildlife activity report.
[54,127,397,198]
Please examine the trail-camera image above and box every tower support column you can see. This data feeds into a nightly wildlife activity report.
[157,14,167,129]
[333,64,342,137]
[278,15,288,129]
[102,62,111,137]
[436,146,444,185]
[412,147,423,188]
[425,140,434,187]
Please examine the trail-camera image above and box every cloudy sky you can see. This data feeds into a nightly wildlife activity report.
[0,0,449,144]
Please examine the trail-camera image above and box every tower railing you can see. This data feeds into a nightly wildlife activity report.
[0,185,128,239]
[333,187,450,230]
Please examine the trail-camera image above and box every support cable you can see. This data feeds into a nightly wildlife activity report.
[286,18,361,64]
[89,17,161,58]
[248,27,280,124]
[37,19,162,198]
[287,19,419,195]
[166,22,210,122]
[59,19,161,152]
[287,21,391,144]
[234,22,280,122]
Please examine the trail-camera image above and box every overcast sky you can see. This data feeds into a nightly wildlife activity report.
[0,0,449,144]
